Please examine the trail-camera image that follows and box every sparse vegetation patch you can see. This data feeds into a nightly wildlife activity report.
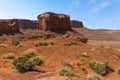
[0,44,7,48]
[89,61,113,76]
[35,42,54,47]
[81,52,89,57]
[22,49,36,58]
[12,39,20,46]
[33,56,43,65]
[13,49,43,73]
[117,70,120,75]
[58,67,74,76]
[88,74,100,80]
[3,53,15,59]
[63,42,79,46]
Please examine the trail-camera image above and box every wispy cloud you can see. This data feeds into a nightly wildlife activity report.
[72,0,80,6]
[68,0,80,10]
[89,0,97,4]
[91,1,110,12]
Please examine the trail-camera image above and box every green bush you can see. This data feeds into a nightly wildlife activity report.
[35,42,48,46]
[58,67,74,76]
[35,42,54,47]
[81,66,86,71]
[33,56,43,65]
[62,60,73,68]
[89,61,113,76]
[0,44,7,48]
[13,56,35,72]
[88,74,100,80]
[63,42,79,46]
[81,52,89,57]
[42,35,48,39]
[117,70,120,75]
[3,53,15,59]
[17,44,25,47]
[13,49,43,73]
[22,49,36,58]
[12,39,20,46]
[49,42,54,45]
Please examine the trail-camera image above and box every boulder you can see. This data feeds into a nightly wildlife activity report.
[71,20,84,28]
[37,12,71,33]
[0,19,19,34]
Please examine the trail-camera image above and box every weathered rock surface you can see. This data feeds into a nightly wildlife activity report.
[0,19,38,30]
[37,12,71,32]
[37,76,71,80]
[18,19,37,29]
[71,20,84,28]
[0,19,19,34]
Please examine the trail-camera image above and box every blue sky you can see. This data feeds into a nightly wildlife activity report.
[0,0,120,29]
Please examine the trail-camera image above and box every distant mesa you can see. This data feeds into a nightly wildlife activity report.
[17,19,37,29]
[0,19,19,34]
[71,20,84,28]
[0,19,37,30]
[0,12,87,34]
[37,12,71,33]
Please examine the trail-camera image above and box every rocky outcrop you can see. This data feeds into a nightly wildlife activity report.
[71,20,84,28]
[18,19,37,29]
[0,19,19,34]
[37,12,71,33]
[0,19,38,30]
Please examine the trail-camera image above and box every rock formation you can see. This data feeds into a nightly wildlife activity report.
[18,19,37,29]
[0,19,38,30]
[0,19,19,34]
[37,12,71,32]
[71,20,84,28]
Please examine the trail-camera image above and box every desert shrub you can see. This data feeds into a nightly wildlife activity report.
[42,42,49,46]
[33,56,43,65]
[81,52,89,57]
[13,56,35,72]
[58,60,75,76]
[117,70,120,75]
[58,67,74,76]
[3,53,15,59]
[17,44,25,47]
[89,61,113,76]
[49,42,54,45]
[35,42,54,47]
[35,42,48,46]
[62,60,73,68]
[81,66,86,71]
[13,49,43,73]
[88,74,100,80]
[42,35,48,39]
[12,39,20,46]
[63,42,79,46]
[22,49,36,58]
[0,44,7,48]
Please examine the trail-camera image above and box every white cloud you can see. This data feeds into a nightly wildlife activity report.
[100,2,109,8]
[89,0,97,4]
[72,0,80,6]
[92,1,110,12]
[68,0,80,10]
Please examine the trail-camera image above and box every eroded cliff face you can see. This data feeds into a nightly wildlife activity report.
[37,12,71,32]
[0,19,19,34]
[18,19,37,29]
[71,20,84,28]
[0,19,38,30]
